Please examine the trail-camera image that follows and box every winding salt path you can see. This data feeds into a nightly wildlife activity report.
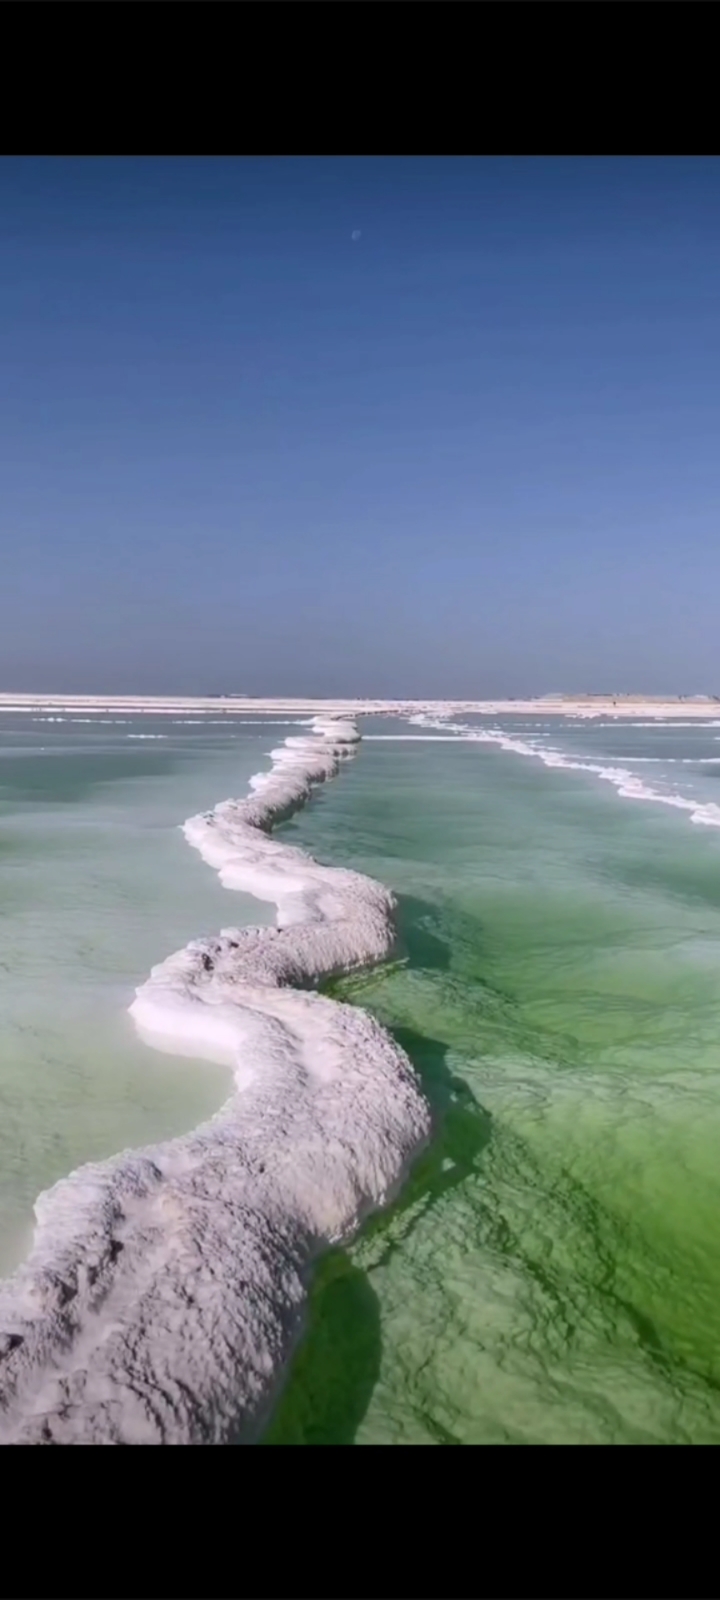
[0,718,430,1444]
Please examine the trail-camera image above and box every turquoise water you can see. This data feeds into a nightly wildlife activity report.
[266,720,720,1444]
[0,714,289,1272]
[3,709,720,1442]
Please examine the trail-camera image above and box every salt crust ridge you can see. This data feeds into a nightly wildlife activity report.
[0,718,430,1444]
[411,715,720,828]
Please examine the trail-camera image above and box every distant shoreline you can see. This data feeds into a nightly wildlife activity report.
[0,694,718,720]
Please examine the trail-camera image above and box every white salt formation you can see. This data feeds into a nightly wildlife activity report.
[0,718,430,1444]
[410,714,720,829]
[2,692,720,719]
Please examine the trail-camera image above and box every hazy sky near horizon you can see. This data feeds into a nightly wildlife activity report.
[2,156,720,697]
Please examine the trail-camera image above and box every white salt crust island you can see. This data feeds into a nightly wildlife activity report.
[0,718,431,1444]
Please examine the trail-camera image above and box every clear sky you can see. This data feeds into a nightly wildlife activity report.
[2,156,720,697]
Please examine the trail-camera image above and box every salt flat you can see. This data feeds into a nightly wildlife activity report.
[0,693,718,719]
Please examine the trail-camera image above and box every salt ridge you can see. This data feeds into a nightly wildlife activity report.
[0,717,430,1444]
[410,715,720,829]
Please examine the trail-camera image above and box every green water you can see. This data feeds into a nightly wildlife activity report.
[4,712,720,1442]
[266,735,720,1444]
[0,716,279,1272]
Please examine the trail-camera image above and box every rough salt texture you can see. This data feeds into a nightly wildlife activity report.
[0,718,430,1445]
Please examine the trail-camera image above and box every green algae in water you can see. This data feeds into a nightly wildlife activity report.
[265,734,720,1444]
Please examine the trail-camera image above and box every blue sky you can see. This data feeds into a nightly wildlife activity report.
[2,156,720,696]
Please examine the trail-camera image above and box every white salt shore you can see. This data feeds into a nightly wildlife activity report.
[0,693,717,719]
[0,718,430,1445]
